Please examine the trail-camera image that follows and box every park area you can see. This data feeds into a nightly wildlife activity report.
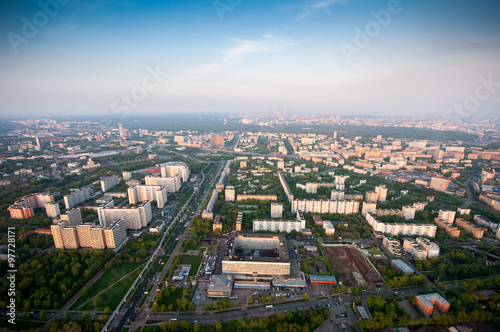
[70,261,143,311]
[323,245,383,288]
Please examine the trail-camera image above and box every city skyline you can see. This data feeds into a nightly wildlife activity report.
[1,0,500,116]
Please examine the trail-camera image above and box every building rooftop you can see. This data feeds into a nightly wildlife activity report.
[392,259,414,274]
[416,293,450,308]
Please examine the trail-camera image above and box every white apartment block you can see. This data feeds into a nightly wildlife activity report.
[160,162,190,182]
[225,186,235,202]
[253,216,306,233]
[403,237,440,259]
[366,213,437,237]
[128,185,167,208]
[402,206,416,220]
[291,199,359,214]
[331,190,345,201]
[64,187,92,209]
[145,174,181,193]
[98,200,152,230]
[382,236,402,256]
[334,175,349,191]
[271,203,283,218]
[375,185,387,202]
[45,202,61,218]
[438,210,456,224]
[101,175,119,192]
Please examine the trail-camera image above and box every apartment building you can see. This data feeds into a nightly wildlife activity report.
[366,213,437,237]
[101,175,119,192]
[402,237,440,259]
[64,187,92,209]
[291,199,359,214]
[98,200,152,230]
[128,184,167,208]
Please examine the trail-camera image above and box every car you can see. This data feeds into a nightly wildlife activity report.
[170,318,177,321]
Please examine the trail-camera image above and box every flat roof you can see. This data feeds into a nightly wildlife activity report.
[309,275,337,283]
[416,293,450,307]
[392,259,414,274]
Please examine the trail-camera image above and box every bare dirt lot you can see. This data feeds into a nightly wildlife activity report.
[323,246,383,288]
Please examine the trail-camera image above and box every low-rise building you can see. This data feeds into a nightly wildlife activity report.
[416,293,450,315]
[383,236,402,257]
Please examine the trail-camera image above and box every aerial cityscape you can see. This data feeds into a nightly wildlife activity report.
[1,1,500,332]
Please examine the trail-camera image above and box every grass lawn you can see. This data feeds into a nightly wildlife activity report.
[179,249,205,276]
[80,271,138,311]
[71,261,143,310]
[155,287,184,308]
[183,242,205,252]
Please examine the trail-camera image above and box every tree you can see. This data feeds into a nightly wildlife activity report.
[92,296,102,308]
[302,292,310,301]
[103,307,111,314]
[82,312,91,321]
[194,322,200,332]
[39,310,47,321]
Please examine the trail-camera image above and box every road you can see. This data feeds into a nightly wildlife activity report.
[145,286,425,326]
[109,161,224,332]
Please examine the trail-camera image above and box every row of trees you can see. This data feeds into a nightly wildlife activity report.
[0,250,114,310]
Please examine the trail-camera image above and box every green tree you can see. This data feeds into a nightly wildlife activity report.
[302,292,310,301]
[39,310,47,321]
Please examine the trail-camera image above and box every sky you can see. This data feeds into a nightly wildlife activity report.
[0,0,499,118]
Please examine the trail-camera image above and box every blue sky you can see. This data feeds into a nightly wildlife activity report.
[0,0,499,117]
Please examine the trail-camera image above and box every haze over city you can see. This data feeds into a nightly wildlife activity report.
[1,0,500,117]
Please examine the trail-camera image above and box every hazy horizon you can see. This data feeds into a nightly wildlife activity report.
[1,0,499,117]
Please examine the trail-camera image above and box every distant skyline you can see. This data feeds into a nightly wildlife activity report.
[1,0,499,117]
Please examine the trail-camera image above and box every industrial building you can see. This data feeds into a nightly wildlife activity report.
[222,234,291,276]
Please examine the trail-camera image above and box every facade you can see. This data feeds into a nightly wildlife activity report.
[438,210,456,224]
[101,175,119,192]
[52,218,125,250]
[455,218,485,239]
[211,134,225,147]
[64,187,92,209]
[366,213,437,237]
[145,174,181,193]
[128,185,167,208]
[9,192,55,219]
[122,171,132,181]
[45,202,61,218]
[104,218,127,249]
[202,190,218,220]
[382,236,402,256]
[270,203,283,218]
[291,199,359,214]
[435,218,460,238]
[213,215,223,232]
[60,208,83,226]
[402,237,440,259]
[416,293,450,315]
[278,172,294,202]
[323,221,335,235]
[253,217,305,233]
[365,191,378,203]
[222,234,291,276]
[8,206,34,219]
[236,211,243,231]
[430,177,451,192]
[334,175,349,191]
[98,200,152,230]
[207,275,233,298]
[331,190,345,201]
[375,184,387,202]
[237,195,277,201]
[402,206,416,220]
[225,186,235,202]
[160,162,190,182]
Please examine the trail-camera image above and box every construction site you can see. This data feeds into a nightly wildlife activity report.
[323,246,384,288]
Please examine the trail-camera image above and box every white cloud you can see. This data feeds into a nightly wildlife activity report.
[295,0,344,21]
[222,34,296,62]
